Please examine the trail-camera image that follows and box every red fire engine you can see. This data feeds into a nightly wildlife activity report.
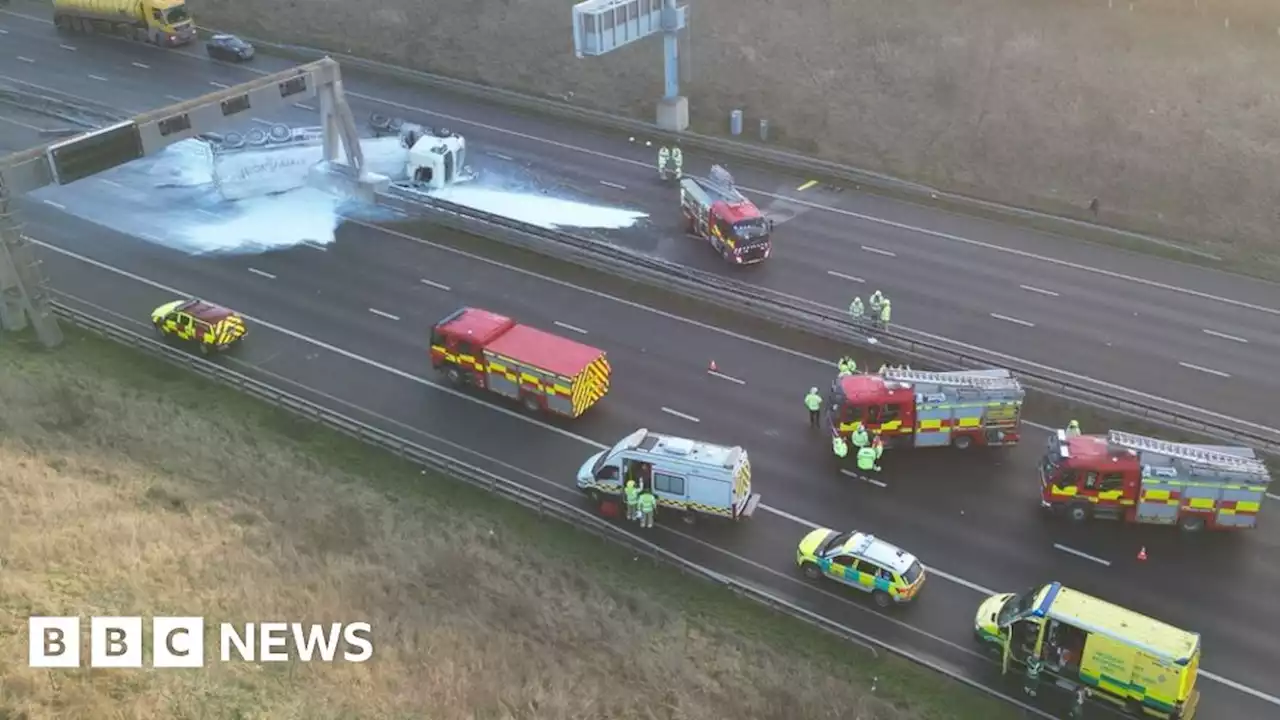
[828,367,1024,450]
[1040,428,1272,532]
[679,165,773,265]
[429,307,612,418]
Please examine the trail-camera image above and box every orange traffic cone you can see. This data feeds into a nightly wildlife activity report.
[1136,546,1148,562]
[708,360,718,372]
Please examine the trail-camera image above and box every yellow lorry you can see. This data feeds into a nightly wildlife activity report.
[53,0,196,47]
[974,582,1200,718]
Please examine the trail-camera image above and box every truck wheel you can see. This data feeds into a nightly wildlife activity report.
[801,562,822,581]
[681,510,697,526]
[268,124,293,143]
[521,394,541,414]
[1066,502,1091,524]
[872,591,892,609]
[444,367,463,385]
[952,434,973,450]
[1178,515,1206,533]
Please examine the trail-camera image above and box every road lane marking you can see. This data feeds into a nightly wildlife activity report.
[250,117,273,126]
[827,270,864,283]
[88,74,109,81]
[131,61,150,69]
[989,313,1035,328]
[839,469,886,488]
[196,209,217,217]
[42,200,66,210]
[209,81,229,88]
[553,320,588,334]
[293,103,315,111]
[368,308,400,321]
[98,178,124,189]
[861,245,896,257]
[1203,328,1248,344]
[419,278,451,291]
[30,239,1279,707]
[708,370,746,385]
[60,44,77,51]
[598,180,626,190]
[1019,284,1059,297]
[1052,544,1110,566]
[489,151,513,161]
[165,94,185,102]
[17,56,35,63]
[247,267,276,280]
[1268,493,1280,501]
[1178,361,1231,378]
[796,180,819,192]
[0,115,42,131]
[661,407,700,423]
[302,240,327,251]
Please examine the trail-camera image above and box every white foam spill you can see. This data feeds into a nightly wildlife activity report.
[429,185,647,230]
[32,136,408,255]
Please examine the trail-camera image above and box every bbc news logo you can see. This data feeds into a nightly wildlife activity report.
[28,617,373,668]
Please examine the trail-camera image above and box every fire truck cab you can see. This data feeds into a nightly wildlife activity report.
[829,368,1024,450]
[1040,429,1272,532]
[680,165,773,265]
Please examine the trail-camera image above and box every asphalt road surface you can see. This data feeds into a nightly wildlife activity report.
[2,7,1279,431]
[20,200,1280,719]
[3,7,1279,717]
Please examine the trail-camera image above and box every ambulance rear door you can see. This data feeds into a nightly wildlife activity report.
[731,452,759,518]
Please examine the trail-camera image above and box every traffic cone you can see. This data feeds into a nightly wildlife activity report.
[1136,546,1148,562]
[708,360,718,372]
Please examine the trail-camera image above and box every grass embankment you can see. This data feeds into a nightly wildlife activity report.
[0,328,1021,719]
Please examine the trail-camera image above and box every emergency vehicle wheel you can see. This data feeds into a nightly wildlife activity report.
[1178,515,1205,533]
[153,321,165,338]
[445,367,463,385]
[521,394,541,414]
[681,510,697,526]
[1066,503,1091,524]
[952,435,973,450]
[198,343,212,357]
[872,591,892,609]
[801,562,822,581]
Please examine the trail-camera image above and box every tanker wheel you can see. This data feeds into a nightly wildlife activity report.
[1178,515,1205,533]
[1066,502,1091,524]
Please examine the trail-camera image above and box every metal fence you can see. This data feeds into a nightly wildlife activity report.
[45,300,1053,718]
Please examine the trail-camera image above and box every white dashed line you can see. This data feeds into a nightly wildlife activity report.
[165,94,185,102]
[661,407,701,423]
[42,200,66,210]
[489,152,513,161]
[247,267,276,280]
[139,234,165,244]
[989,313,1035,328]
[89,74,110,82]
[553,321,588,334]
[1268,493,1280,502]
[17,56,35,63]
[60,44,77,51]
[196,209,217,217]
[861,245,896,257]
[209,81,229,89]
[0,29,8,35]
[840,469,887,488]
[420,278,451,291]
[293,103,315,111]
[302,240,327,251]
[1202,328,1248,344]
[98,178,124,189]
[131,62,150,69]
[708,370,746,385]
[827,270,864,283]
[1053,544,1111,566]
[368,308,400,321]
[1019,284,1059,297]
[250,118,273,126]
[599,180,627,190]
[1178,361,1231,378]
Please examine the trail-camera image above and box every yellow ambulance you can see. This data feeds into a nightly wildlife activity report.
[973,581,1200,719]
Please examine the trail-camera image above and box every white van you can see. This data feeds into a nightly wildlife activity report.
[577,428,761,524]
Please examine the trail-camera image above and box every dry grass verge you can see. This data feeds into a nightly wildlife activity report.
[188,0,1280,279]
[0,328,1021,719]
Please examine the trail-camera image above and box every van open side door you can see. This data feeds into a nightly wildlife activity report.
[1001,630,1013,674]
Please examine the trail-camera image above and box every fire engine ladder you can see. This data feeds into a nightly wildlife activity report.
[881,367,1019,390]
[1107,430,1269,476]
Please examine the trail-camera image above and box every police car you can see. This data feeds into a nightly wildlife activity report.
[796,528,926,608]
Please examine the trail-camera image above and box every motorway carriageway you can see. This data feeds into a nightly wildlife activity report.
[19,198,1280,718]
[3,6,1280,430]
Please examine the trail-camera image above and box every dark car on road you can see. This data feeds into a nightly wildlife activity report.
[206,34,255,62]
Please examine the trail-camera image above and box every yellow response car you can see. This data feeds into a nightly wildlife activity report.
[796,528,926,608]
[151,298,247,355]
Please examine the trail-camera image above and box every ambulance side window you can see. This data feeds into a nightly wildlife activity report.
[831,555,856,568]
[596,464,618,481]
[1099,472,1125,492]
[653,472,685,496]
[855,559,883,576]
